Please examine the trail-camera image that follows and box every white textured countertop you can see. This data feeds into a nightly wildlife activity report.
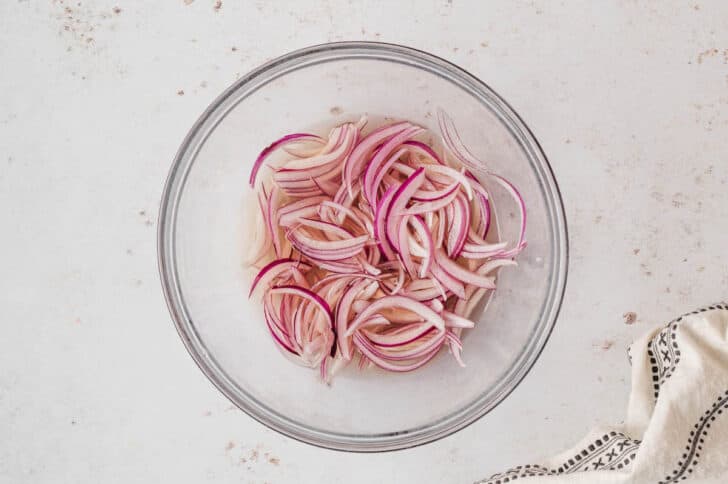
[2,1,727,483]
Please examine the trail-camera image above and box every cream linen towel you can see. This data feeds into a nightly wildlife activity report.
[478,303,728,484]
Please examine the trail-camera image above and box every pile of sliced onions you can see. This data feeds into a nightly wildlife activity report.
[246,111,526,380]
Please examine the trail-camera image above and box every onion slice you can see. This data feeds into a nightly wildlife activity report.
[249,133,323,187]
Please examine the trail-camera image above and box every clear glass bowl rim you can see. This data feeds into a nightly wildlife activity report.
[157,41,569,452]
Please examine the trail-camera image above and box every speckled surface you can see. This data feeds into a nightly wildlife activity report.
[1,1,727,483]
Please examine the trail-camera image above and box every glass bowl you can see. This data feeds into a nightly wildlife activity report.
[158,42,568,452]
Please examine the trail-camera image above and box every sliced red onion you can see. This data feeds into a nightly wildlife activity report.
[385,167,425,251]
[363,329,445,361]
[364,323,434,348]
[460,240,508,259]
[314,259,363,274]
[311,176,340,197]
[488,174,527,258]
[263,301,297,355]
[282,125,355,170]
[477,258,517,275]
[293,218,357,239]
[288,228,369,261]
[429,259,466,299]
[400,187,459,215]
[364,146,408,206]
[319,201,369,232]
[443,311,476,329]
[411,180,459,202]
[249,258,310,297]
[447,329,466,367]
[278,196,329,225]
[409,215,433,278]
[373,185,398,260]
[336,279,372,360]
[247,114,526,379]
[424,164,474,200]
[270,285,335,365]
[438,110,527,258]
[249,133,323,187]
[402,140,445,165]
[362,126,423,205]
[465,175,492,238]
[435,249,496,289]
[397,219,418,277]
[343,122,411,196]
[428,298,444,313]
[353,333,442,372]
[344,295,445,337]
[445,193,469,258]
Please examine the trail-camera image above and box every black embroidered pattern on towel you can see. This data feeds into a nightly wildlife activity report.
[647,323,680,400]
[478,432,641,484]
[646,303,728,400]
[658,389,728,484]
